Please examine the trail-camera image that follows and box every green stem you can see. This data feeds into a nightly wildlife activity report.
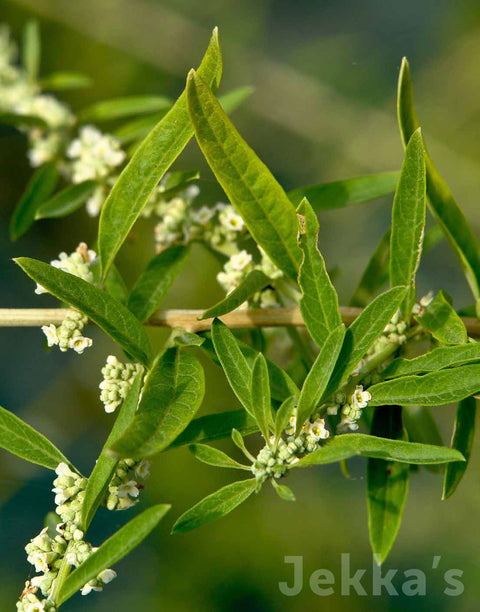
[50,541,74,607]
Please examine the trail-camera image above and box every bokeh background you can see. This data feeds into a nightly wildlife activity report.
[1,0,480,610]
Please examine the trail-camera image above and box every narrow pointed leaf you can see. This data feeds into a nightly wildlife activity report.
[22,20,40,82]
[272,479,296,501]
[231,428,256,462]
[296,325,345,433]
[416,290,467,344]
[390,128,426,319]
[10,162,58,240]
[58,505,170,605]
[443,396,477,498]
[172,478,257,534]
[0,405,70,470]
[39,71,93,90]
[251,354,272,441]
[81,372,143,531]
[186,70,300,279]
[127,245,190,322]
[403,405,443,473]
[297,197,341,347]
[98,29,222,278]
[289,171,399,210]
[367,406,410,564]
[35,180,97,219]
[369,364,480,406]
[200,270,271,319]
[113,111,168,145]
[15,257,152,367]
[189,444,250,470]
[211,319,253,415]
[350,229,391,307]
[0,112,48,129]
[219,86,254,113]
[168,410,258,448]
[398,58,480,304]
[79,95,172,122]
[110,348,204,458]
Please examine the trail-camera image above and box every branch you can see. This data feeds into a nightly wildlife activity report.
[1,307,480,336]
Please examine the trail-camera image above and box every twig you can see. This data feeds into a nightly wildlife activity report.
[1,307,480,337]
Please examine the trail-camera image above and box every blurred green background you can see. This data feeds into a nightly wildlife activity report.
[1,0,480,610]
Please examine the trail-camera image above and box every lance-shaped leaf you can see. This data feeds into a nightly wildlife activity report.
[113,111,168,145]
[110,348,204,458]
[159,169,200,199]
[172,478,257,534]
[325,286,407,396]
[295,325,345,434]
[390,128,426,319]
[79,95,172,122]
[369,364,480,406]
[189,444,250,470]
[416,290,467,345]
[292,433,464,468]
[272,479,296,502]
[22,20,40,82]
[15,258,152,367]
[383,343,480,379]
[10,161,58,240]
[57,505,170,605]
[39,71,92,90]
[35,180,97,219]
[0,405,70,470]
[186,70,300,280]
[98,29,222,279]
[0,112,47,129]
[367,406,410,564]
[219,85,254,113]
[398,58,480,306]
[443,396,477,499]
[200,270,271,319]
[127,245,190,322]
[297,197,341,347]
[289,171,400,210]
[211,319,253,415]
[251,354,272,441]
[403,405,443,473]
[80,372,143,531]
[168,410,258,448]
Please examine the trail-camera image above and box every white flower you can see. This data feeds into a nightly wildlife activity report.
[26,550,50,573]
[135,459,151,480]
[67,126,125,183]
[41,324,58,347]
[69,335,93,354]
[86,184,107,217]
[16,94,74,129]
[350,385,371,409]
[117,480,140,499]
[191,205,214,225]
[24,601,46,612]
[81,581,103,596]
[219,207,244,231]
[28,132,63,167]
[35,283,48,295]
[309,418,329,440]
[228,250,252,271]
[351,359,366,377]
[98,568,117,584]
[326,405,339,416]
[55,462,75,478]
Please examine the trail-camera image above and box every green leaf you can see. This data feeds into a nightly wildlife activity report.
[390,128,426,319]
[10,162,58,240]
[79,95,172,122]
[35,180,97,219]
[350,229,391,307]
[172,478,257,534]
[80,372,143,531]
[297,197,341,347]
[325,286,407,396]
[367,406,410,564]
[0,405,70,470]
[189,444,250,470]
[104,265,129,304]
[200,270,271,319]
[168,410,258,449]
[293,433,464,468]
[416,290,467,344]
[271,479,296,502]
[110,348,204,458]
[39,71,93,90]
[288,171,400,210]
[369,364,480,406]
[251,354,272,441]
[211,319,253,415]
[171,329,205,347]
[0,112,48,129]
[58,505,170,605]
[22,20,40,83]
[186,70,300,280]
[274,396,297,447]
[398,58,480,305]
[383,343,480,378]
[443,396,477,499]
[112,111,168,145]
[98,28,222,279]
[231,428,256,462]
[403,405,443,473]
[219,86,254,113]
[127,245,190,322]
[15,257,152,367]
[160,169,200,199]
[295,325,345,434]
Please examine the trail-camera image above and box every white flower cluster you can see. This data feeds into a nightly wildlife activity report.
[251,413,329,483]
[106,458,151,511]
[412,291,434,316]
[36,243,96,354]
[99,355,143,413]
[326,385,372,433]
[16,581,56,612]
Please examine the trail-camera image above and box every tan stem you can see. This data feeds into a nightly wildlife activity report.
[1,307,480,336]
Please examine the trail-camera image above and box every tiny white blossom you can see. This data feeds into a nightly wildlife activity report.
[228,250,252,271]
[27,550,50,573]
[41,324,58,347]
[219,207,244,231]
[55,462,75,478]
[191,205,214,225]
[135,459,151,480]
[81,581,103,596]
[24,601,46,612]
[69,335,93,354]
[99,568,117,584]
[117,480,140,499]
[350,385,371,409]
